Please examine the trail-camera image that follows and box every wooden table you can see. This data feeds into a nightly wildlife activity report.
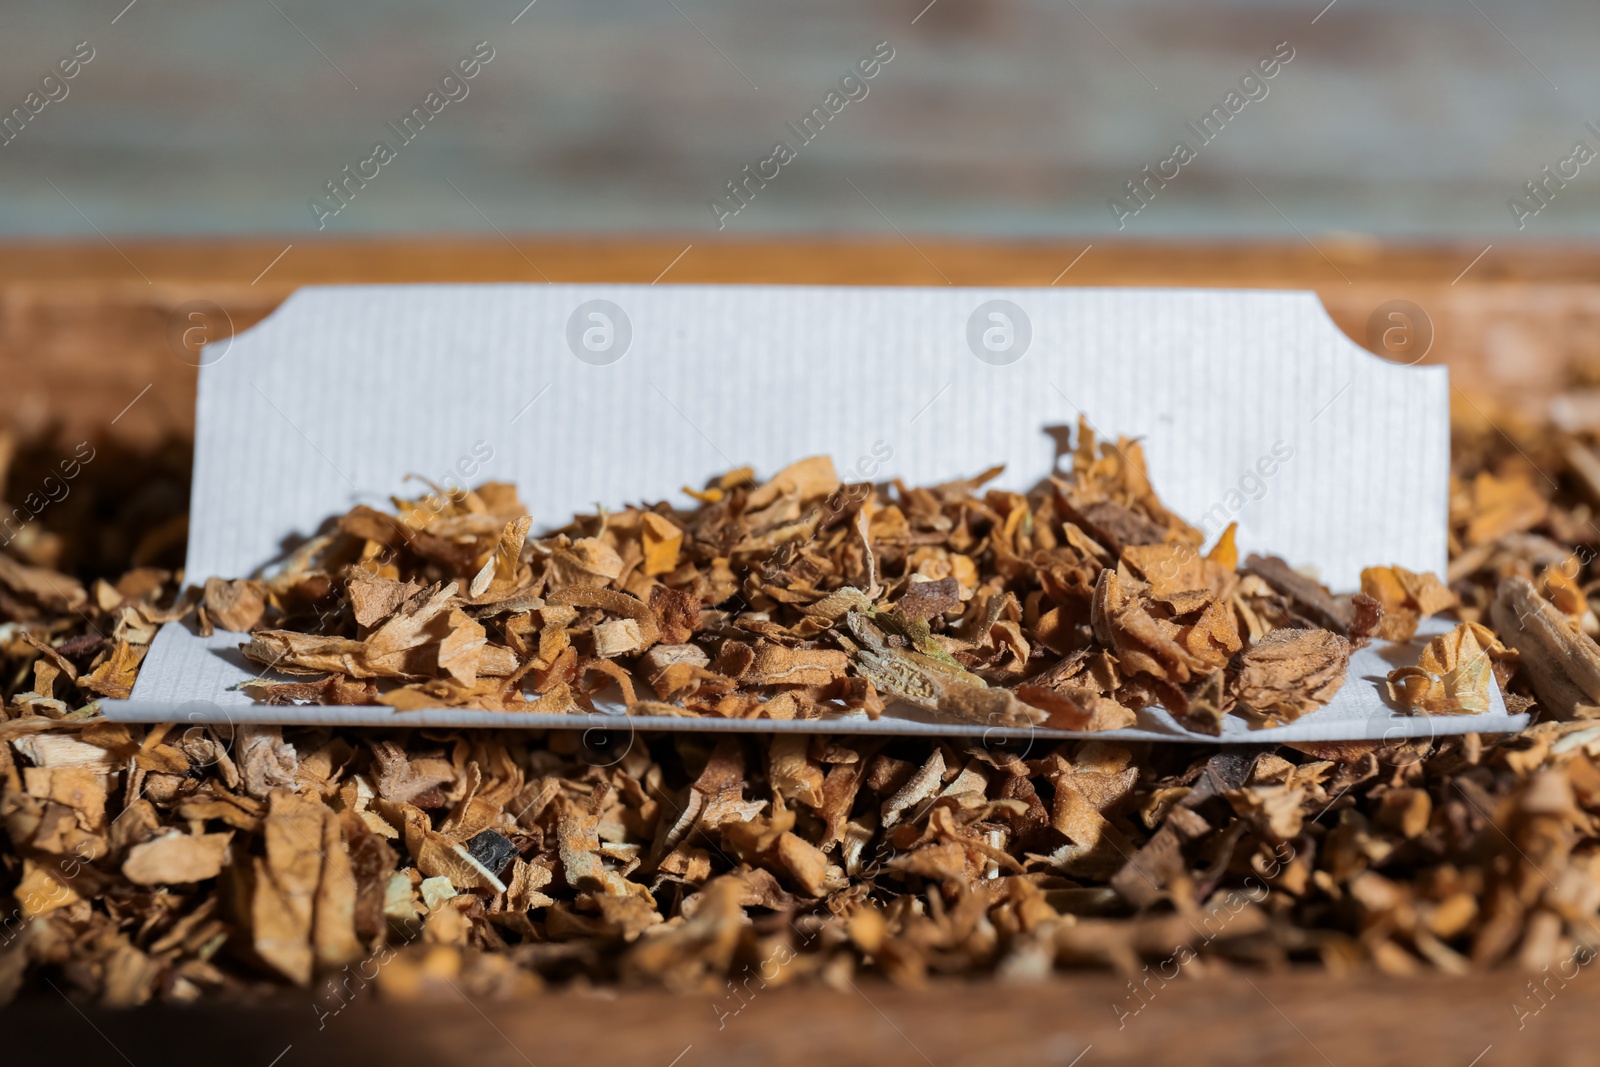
[6,237,1600,1064]
[6,237,1600,447]
[6,971,1591,1066]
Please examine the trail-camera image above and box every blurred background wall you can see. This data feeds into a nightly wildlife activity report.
[1,0,1595,238]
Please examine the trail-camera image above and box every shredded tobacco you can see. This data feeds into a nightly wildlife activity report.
[199,418,1403,732]
[3,406,1600,1008]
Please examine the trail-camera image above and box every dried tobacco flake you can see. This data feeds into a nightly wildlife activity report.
[1231,628,1351,726]
[1386,621,1512,716]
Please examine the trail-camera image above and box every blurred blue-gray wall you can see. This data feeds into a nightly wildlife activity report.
[1,0,1595,237]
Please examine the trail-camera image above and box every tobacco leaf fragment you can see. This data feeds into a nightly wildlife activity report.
[1490,577,1600,719]
[1387,622,1510,715]
[123,831,231,884]
[1244,554,1354,635]
[1231,628,1352,726]
[203,577,267,632]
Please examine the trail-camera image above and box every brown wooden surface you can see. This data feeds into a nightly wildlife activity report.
[4,972,1586,1067]
[7,237,1600,1062]
[6,237,1600,446]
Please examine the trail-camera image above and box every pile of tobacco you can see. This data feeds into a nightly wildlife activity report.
[4,405,1600,1009]
[203,420,1482,731]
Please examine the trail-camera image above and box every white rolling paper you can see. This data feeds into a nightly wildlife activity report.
[109,284,1522,741]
